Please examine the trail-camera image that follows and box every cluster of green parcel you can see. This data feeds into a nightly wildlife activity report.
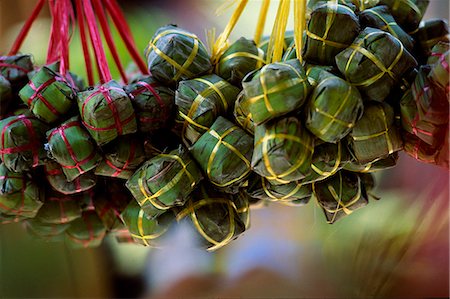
[0,0,448,250]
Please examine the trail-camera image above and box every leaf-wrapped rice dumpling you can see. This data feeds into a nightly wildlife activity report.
[46,116,102,181]
[45,161,97,195]
[126,145,203,217]
[175,74,240,146]
[336,27,418,102]
[0,114,48,172]
[25,218,69,242]
[349,101,403,164]
[242,59,311,125]
[65,210,106,248]
[379,0,429,33]
[0,163,43,218]
[35,190,83,224]
[0,54,33,91]
[19,66,76,123]
[304,3,360,65]
[216,37,265,87]
[427,42,449,92]
[190,117,253,194]
[144,25,212,86]
[233,91,255,135]
[252,116,314,184]
[414,19,449,60]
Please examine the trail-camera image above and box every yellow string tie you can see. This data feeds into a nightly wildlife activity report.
[133,209,167,246]
[254,0,271,45]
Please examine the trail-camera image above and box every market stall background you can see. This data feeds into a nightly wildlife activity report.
[0,0,449,298]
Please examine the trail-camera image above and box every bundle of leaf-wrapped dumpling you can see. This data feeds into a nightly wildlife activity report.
[216,37,265,87]
[304,69,363,143]
[349,101,403,164]
[233,91,255,134]
[175,184,246,251]
[35,190,83,224]
[0,75,13,116]
[126,145,203,217]
[78,80,137,146]
[121,200,174,246]
[313,170,371,224]
[304,3,360,65]
[174,74,240,146]
[379,0,429,33]
[45,161,97,195]
[124,76,175,134]
[46,116,102,181]
[0,163,43,218]
[95,135,146,180]
[252,116,314,184]
[144,25,212,86]
[242,59,311,124]
[65,210,106,248]
[0,55,34,91]
[19,66,76,123]
[191,116,253,194]
[359,5,415,52]
[0,114,49,172]
[336,27,418,102]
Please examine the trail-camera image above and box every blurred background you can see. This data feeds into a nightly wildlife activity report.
[0,0,449,298]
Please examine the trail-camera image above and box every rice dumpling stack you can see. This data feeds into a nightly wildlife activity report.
[144,25,212,86]
[175,74,240,146]
[124,76,175,134]
[0,54,34,91]
[190,117,253,194]
[65,210,106,248]
[46,116,102,181]
[78,80,137,146]
[176,184,246,251]
[349,101,403,164]
[126,145,203,217]
[252,116,314,184]
[242,59,311,125]
[19,66,76,123]
[233,91,255,135]
[0,114,48,172]
[313,170,370,224]
[336,27,418,102]
[95,135,146,180]
[45,161,97,195]
[359,5,415,52]
[0,163,43,218]
[304,3,360,65]
[304,70,363,143]
[216,37,265,87]
[379,0,429,33]
[0,75,13,116]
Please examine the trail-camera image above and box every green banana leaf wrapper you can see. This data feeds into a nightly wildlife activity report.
[282,32,307,61]
[412,66,449,125]
[414,19,449,60]
[343,152,399,172]
[313,170,370,224]
[233,190,251,229]
[126,145,203,217]
[0,75,13,116]
[25,218,70,242]
[359,5,415,52]
[144,25,212,86]
[46,116,102,182]
[403,132,441,165]
[124,76,175,134]
[121,200,174,246]
[300,142,349,184]
[95,135,146,180]
[0,114,49,172]
[19,66,75,124]
[35,190,83,224]
[252,116,314,185]
[247,173,312,203]
[304,3,360,65]
[349,101,403,164]
[242,59,311,125]
[400,88,446,147]
[0,163,43,218]
[175,184,246,251]
[190,116,253,194]
[305,64,336,86]
[65,210,107,249]
[78,80,137,146]
[216,37,265,87]
[336,27,418,102]
[258,30,294,59]
[45,161,97,195]
[305,70,363,143]
[428,42,449,92]
[174,74,240,146]
[379,0,429,33]
[233,91,255,135]
[0,55,34,91]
